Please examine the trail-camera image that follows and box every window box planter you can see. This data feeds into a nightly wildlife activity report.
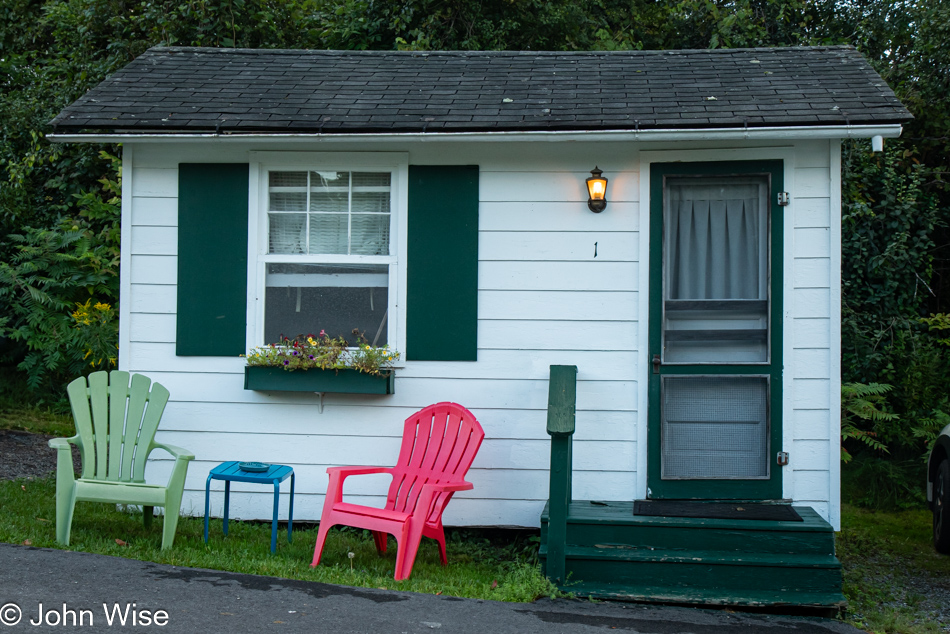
[244,366,395,395]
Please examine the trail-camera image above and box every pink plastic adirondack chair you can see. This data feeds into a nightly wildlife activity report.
[311,402,484,580]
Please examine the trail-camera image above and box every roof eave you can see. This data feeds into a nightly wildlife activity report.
[47,123,905,144]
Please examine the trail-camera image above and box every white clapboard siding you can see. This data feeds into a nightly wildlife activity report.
[793,258,831,289]
[793,227,831,258]
[792,167,832,198]
[132,315,639,352]
[480,201,639,232]
[129,313,177,343]
[156,400,638,442]
[792,198,831,229]
[479,231,638,262]
[131,343,638,384]
[480,290,638,321]
[791,440,831,471]
[126,139,839,526]
[791,409,832,441]
[792,318,831,348]
[792,379,831,410]
[130,255,177,285]
[479,261,638,292]
[131,196,177,226]
[790,289,830,318]
[791,349,831,379]
[479,170,639,203]
[788,145,834,525]
[131,167,177,197]
[479,320,637,351]
[130,226,177,255]
[790,470,831,504]
[140,372,639,412]
[129,284,177,314]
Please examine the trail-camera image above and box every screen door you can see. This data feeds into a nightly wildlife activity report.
[647,162,784,500]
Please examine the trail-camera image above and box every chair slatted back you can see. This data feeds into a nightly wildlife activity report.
[386,403,484,520]
[66,370,170,483]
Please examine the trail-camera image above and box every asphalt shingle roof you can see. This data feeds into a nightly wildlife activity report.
[51,46,911,134]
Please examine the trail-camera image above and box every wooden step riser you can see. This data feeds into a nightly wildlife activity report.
[541,521,835,555]
[547,581,847,609]
[541,555,842,595]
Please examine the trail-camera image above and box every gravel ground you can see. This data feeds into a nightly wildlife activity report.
[0,429,81,480]
[844,554,950,631]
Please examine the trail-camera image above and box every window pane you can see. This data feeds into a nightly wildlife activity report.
[311,171,349,192]
[269,172,307,187]
[663,177,769,363]
[661,376,769,479]
[352,172,391,188]
[310,190,348,213]
[269,192,306,211]
[264,263,389,346]
[268,213,306,254]
[350,214,390,255]
[309,213,348,254]
[267,169,393,256]
[351,192,390,214]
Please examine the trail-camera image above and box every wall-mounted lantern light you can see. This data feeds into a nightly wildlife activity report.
[586,167,608,213]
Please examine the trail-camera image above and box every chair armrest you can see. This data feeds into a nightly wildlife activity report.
[421,481,474,494]
[48,435,80,451]
[150,443,194,493]
[151,442,195,461]
[415,481,474,521]
[327,466,391,477]
[324,466,393,508]
[49,435,81,482]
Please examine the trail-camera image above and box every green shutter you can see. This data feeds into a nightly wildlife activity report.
[176,163,249,356]
[406,165,479,361]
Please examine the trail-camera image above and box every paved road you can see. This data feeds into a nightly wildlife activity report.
[0,543,861,633]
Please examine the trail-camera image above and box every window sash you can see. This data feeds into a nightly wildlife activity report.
[267,170,394,257]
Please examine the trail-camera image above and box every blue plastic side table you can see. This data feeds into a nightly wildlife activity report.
[204,461,295,553]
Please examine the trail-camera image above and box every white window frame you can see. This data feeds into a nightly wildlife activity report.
[246,151,409,357]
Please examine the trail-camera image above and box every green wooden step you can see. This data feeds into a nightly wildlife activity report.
[540,545,842,597]
[541,500,835,555]
[541,545,840,568]
[558,581,846,610]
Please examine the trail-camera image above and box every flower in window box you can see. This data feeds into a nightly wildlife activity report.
[246,330,399,377]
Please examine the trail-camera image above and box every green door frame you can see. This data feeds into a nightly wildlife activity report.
[647,160,784,501]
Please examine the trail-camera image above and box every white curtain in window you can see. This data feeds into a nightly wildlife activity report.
[666,182,763,301]
[268,214,306,254]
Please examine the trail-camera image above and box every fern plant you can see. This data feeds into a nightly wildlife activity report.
[841,382,897,463]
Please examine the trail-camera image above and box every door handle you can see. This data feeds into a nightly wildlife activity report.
[652,354,661,374]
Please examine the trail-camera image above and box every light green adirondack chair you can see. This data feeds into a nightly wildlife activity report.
[49,370,195,549]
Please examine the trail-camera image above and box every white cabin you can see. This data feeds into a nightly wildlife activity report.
[51,46,911,533]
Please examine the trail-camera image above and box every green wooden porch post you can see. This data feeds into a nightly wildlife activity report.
[546,365,577,585]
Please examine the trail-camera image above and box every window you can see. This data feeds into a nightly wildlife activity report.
[250,153,408,351]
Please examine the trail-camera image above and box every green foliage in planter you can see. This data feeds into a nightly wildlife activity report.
[246,332,399,377]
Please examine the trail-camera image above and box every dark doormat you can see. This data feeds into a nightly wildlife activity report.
[634,500,803,522]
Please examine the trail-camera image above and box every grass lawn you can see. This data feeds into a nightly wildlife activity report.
[838,505,950,633]
[2,396,949,628]
[0,476,557,602]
